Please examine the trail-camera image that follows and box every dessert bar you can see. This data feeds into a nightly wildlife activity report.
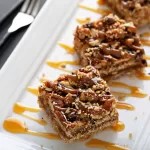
[38,66,118,142]
[74,14,147,80]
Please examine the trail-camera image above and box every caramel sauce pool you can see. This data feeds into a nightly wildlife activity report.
[79,4,111,15]
[86,138,128,150]
[110,82,147,98]
[136,71,150,80]
[58,42,75,54]
[27,87,38,96]
[13,103,46,125]
[46,60,79,73]
[141,39,150,46]
[76,18,91,24]
[116,102,135,111]
[3,117,60,140]
[112,121,125,132]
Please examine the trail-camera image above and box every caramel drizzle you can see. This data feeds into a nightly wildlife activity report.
[14,102,40,113]
[116,102,135,111]
[86,138,129,150]
[110,82,147,98]
[76,18,91,25]
[141,39,150,46]
[141,32,150,37]
[112,121,125,132]
[79,4,111,15]
[144,55,150,60]
[13,103,46,125]
[46,60,79,73]
[3,117,60,140]
[58,42,75,54]
[136,71,150,80]
[27,87,38,96]
[18,114,46,125]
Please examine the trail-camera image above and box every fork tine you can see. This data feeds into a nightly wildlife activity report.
[31,0,40,17]
[26,0,36,15]
[21,0,31,13]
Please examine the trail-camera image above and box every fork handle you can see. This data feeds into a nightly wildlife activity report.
[0,32,12,49]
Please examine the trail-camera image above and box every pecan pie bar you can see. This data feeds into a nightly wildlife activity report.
[74,14,147,80]
[105,0,150,28]
[38,66,118,142]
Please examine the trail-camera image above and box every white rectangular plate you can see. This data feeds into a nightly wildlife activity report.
[0,0,150,149]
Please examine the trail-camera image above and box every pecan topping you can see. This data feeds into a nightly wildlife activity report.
[38,66,116,124]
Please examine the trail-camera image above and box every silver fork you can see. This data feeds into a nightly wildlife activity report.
[0,0,40,49]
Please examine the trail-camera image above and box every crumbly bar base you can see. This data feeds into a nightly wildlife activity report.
[98,60,142,79]
[45,106,118,143]
[75,41,144,80]
[103,65,142,81]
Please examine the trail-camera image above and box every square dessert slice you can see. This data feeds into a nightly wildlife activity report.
[38,66,118,143]
[74,14,147,80]
[105,0,150,28]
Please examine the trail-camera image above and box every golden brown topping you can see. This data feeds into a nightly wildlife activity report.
[38,66,116,124]
[75,14,146,67]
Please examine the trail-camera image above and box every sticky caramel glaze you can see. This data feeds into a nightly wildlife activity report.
[14,102,40,113]
[76,18,91,24]
[58,43,75,54]
[141,32,150,37]
[136,71,150,80]
[86,138,128,150]
[141,39,150,46]
[79,4,111,15]
[116,102,135,111]
[97,0,105,5]
[112,121,125,132]
[110,82,147,98]
[19,114,46,125]
[27,87,38,96]
[46,60,79,73]
[13,103,46,125]
[3,117,61,140]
